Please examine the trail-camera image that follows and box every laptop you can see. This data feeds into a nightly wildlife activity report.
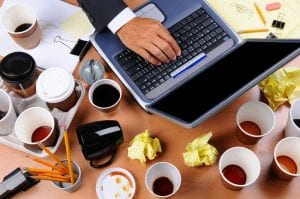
[90,0,300,128]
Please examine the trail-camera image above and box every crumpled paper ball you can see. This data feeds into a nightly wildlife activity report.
[183,132,218,167]
[127,130,162,164]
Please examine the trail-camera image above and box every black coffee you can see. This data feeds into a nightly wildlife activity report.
[152,177,173,196]
[0,110,7,120]
[15,23,32,32]
[92,84,120,107]
[293,119,300,128]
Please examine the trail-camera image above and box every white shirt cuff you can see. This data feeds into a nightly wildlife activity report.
[108,7,136,34]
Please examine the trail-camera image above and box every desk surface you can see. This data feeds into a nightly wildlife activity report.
[1,0,300,198]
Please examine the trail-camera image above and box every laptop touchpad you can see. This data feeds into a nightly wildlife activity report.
[135,3,165,22]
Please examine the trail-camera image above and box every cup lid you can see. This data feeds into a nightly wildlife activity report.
[96,167,136,199]
[36,67,75,103]
[0,52,36,83]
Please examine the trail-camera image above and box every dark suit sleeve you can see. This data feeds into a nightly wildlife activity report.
[77,0,127,32]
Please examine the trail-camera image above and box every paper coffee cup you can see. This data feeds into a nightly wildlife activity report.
[0,89,17,135]
[1,4,41,49]
[15,107,58,151]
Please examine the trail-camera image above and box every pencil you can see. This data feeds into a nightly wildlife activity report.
[33,173,70,181]
[26,155,67,174]
[237,28,269,34]
[63,127,75,184]
[38,144,69,173]
[23,167,65,175]
[254,3,266,25]
[30,175,70,183]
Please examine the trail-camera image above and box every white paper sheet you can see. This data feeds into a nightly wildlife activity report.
[0,0,83,73]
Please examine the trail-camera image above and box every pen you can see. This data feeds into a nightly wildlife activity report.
[254,3,267,25]
[237,29,269,34]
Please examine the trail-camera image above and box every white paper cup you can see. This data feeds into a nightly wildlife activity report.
[52,160,82,192]
[236,100,275,145]
[36,67,77,112]
[0,89,17,135]
[88,79,122,113]
[285,99,300,137]
[145,162,181,198]
[218,147,261,190]
[1,4,41,49]
[15,107,58,151]
[272,137,300,180]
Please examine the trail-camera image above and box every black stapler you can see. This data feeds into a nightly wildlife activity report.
[76,120,124,168]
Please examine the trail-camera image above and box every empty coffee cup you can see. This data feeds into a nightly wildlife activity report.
[236,100,275,145]
[36,67,77,112]
[272,137,300,180]
[15,107,58,151]
[88,79,122,112]
[218,147,261,190]
[1,4,41,49]
[0,52,38,98]
[145,162,181,198]
[0,89,17,135]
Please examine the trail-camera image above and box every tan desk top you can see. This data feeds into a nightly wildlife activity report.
[1,0,300,198]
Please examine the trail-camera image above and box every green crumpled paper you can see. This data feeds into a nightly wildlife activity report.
[259,67,300,110]
[127,130,162,164]
[183,132,218,167]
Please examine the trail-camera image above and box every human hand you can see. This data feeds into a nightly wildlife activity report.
[116,17,181,65]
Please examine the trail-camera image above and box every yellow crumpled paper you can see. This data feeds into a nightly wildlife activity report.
[183,132,218,167]
[259,67,300,110]
[127,130,162,164]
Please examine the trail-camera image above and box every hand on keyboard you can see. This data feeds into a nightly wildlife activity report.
[116,17,181,66]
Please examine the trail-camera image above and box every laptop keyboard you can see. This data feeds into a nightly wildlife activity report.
[115,7,230,95]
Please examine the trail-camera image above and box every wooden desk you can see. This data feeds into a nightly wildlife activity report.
[1,1,300,198]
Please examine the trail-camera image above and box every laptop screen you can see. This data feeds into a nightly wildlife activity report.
[150,40,300,126]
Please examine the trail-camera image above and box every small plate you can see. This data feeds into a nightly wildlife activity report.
[96,167,136,199]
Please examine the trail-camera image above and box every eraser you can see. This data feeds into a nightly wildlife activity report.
[266,2,281,11]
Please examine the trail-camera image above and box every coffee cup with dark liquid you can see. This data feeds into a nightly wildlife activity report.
[15,107,58,152]
[236,100,275,145]
[88,79,122,113]
[145,162,181,198]
[218,147,261,190]
[285,99,300,137]
[0,89,17,135]
[1,4,41,49]
[272,137,300,180]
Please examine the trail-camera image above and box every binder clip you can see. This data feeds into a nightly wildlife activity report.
[272,20,285,29]
[54,36,91,60]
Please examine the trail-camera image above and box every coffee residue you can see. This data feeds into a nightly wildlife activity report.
[240,121,261,135]
[15,23,32,32]
[0,110,7,120]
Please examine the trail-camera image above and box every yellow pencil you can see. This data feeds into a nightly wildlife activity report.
[63,127,75,184]
[38,144,69,173]
[237,28,269,34]
[26,155,67,174]
[23,167,65,175]
[30,175,70,183]
[34,173,70,181]
[254,3,266,25]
